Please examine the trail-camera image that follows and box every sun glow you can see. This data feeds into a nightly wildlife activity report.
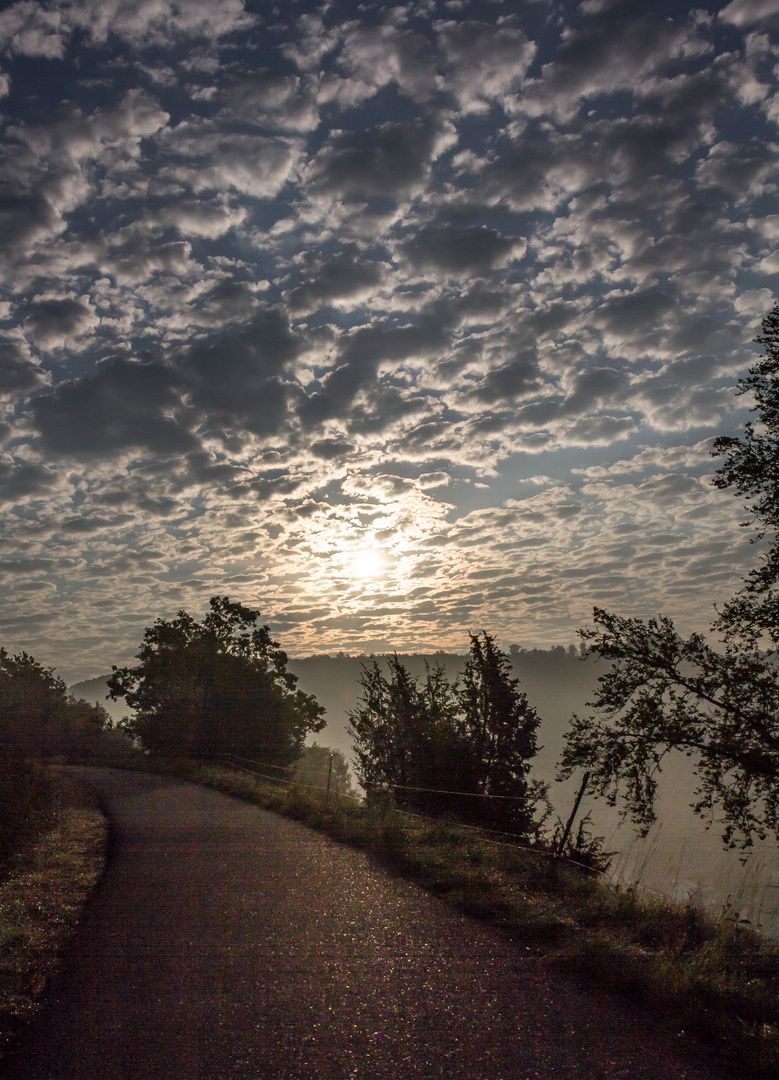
[352,548,385,578]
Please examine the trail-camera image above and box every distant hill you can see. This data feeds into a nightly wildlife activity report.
[70,651,779,927]
[68,675,127,725]
[70,648,604,767]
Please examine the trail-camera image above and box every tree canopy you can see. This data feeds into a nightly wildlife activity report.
[0,646,108,758]
[559,304,779,849]
[108,596,325,763]
[712,302,779,643]
[349,632,546,835]
[558,608,779,848]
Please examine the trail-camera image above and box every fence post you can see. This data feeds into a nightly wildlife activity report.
[325,754,333,806]
[557,771,590,856]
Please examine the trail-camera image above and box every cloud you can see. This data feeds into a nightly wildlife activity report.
[517,10,707,120]
[10,89,169,166]
[142,200,247,239]
[0,183,67,265]
[336,20,439,103]
[418,471,451,489]
[400,225,524,277]
[0,341,48,395]
[468,352,545,405]
[217,73,319,132]
[100,231,197,286]
[31,355,195,459]
[23,296,98,348]
[0,0,256,56]
[305,119,454,202]
[695,140,778,197]
[287,250,387,313]
[300,306,455,427]
[181,308,303,437]
[0,1,68,58]
[435,17,536,112]
[591,289,678,352]
[186,280,262,328]
[0,457,59,503]
[719,0,779,29]
[157,126,300,198]
[309,437,355,461]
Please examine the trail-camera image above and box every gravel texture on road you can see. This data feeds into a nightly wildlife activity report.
[2,769,731,1079]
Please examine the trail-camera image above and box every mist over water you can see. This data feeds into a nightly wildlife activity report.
[72,648,779,934]
[288,650,779,935]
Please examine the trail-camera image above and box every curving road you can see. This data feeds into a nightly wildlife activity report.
[3,769,730,1080]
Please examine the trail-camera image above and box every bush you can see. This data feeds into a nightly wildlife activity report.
[0,748,59,879]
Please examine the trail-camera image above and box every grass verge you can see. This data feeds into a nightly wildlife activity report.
[144,755,779,1079]
[0,771,107,1068]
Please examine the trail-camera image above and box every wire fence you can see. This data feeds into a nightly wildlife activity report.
[213,751,607,876]
[213,752,779,932]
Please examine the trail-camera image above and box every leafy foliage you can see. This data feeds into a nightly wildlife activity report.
[558,608,779,848]
[712,302,779,642]
[0,648,70,756]
[108,596,325,764]
[348,632,546,835]
[0,647,108,759]
[0,647,113,874]
[560,303,779,849]
[292,743,355,797]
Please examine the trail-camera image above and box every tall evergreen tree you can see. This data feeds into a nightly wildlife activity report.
[457,632,544,833]
[348,635,545,835]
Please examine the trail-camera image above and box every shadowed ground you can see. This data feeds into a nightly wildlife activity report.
[2,769,731,1079]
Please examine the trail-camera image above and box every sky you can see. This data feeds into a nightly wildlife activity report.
[0,0,777,683]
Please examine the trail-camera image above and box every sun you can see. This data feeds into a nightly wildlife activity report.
[352,548,385,578]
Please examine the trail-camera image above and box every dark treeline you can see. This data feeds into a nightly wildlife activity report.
[348,634,548,835]
[287,646,602,773]
[70,643,604,779]
[0,646,128,880]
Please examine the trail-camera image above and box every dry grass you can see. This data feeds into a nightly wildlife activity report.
[168,758,779,1078]
[0,773,107,1065]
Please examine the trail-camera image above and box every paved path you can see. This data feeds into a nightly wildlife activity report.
[3,769,730,1080]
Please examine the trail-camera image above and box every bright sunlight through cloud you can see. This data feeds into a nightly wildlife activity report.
[0,0,777,678]
[351,549,385,579]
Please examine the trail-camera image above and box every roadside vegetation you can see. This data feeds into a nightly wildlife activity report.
[127,751,777,1079]
[0,769,106,1067]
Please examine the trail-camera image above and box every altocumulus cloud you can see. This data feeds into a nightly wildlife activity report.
[0,0,775,680]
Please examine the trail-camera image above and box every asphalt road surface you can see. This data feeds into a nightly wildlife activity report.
[3,769,733,1080]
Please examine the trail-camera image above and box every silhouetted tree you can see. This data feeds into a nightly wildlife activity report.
[456,632,545,833]
[560,304,779,849]
[0,647,86,756]
[0,647,118,874]
[108,596,325,763]
[559,607,779,848]
[712,301,779,643]
[349,634,545,835]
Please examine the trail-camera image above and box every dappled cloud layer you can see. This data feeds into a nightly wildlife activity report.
[0,0,777,679]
